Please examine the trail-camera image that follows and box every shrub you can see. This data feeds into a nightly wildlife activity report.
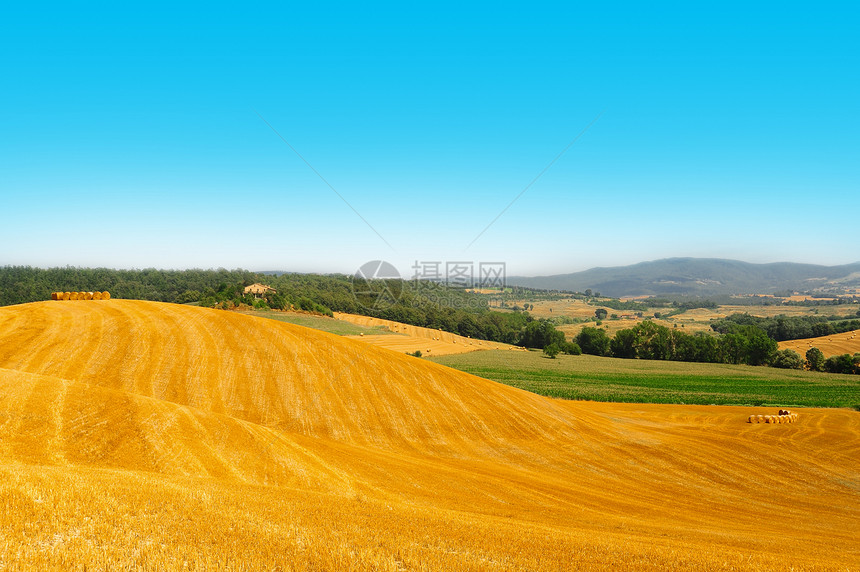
[543,344,560,359]
[805,347,825,372]
[575,327,611,356]
[562,341,582,355]
[771,349,803,370]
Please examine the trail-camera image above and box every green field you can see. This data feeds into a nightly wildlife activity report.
[238,310,392,337]
[429,350,860,408]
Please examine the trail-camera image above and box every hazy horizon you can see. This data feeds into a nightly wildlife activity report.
[3,4,857,277]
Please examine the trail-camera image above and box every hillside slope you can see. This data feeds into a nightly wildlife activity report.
[0,300,857,570]
[334,311,521,356]
[509,257,860,297]
[779,328,860,358]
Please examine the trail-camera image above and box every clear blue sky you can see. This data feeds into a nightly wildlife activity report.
[2,2,858,278]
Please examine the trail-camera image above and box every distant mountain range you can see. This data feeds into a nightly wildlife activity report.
[508,258,860,298]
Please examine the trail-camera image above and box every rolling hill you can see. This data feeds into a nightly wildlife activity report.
[509,258,860,297]
[779,329,860,358]
[0,300,858,569]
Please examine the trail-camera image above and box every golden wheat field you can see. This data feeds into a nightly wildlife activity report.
[0,300,858,570]
[333,312,518,356]
[779,329,860,358]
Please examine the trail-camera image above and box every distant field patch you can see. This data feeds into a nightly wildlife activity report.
[429,350,860,408]
[780,329,860,358]
[238,310,392,336]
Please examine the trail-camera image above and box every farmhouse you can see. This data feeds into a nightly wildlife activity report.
[243,283,276,298]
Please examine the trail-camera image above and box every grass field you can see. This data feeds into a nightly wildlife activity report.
[0,301,857,570]
[430,350,860,408]
[237,309,392,336]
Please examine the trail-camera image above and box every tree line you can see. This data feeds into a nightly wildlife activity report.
[0,266,532,345]
[711,313,860,341]
[513,317,859,374]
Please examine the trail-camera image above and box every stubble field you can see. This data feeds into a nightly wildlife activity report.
[0,300,857,570]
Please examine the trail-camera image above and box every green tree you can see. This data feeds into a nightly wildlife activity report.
[771,349,803,369]
[595,308,608,320]
[562,341,582,355]
[543,343,560,358]
[575,327,611,356]
[805,347,825,372]
[824,354,854,374]
[610,328,638,359]
[518,320,565,350]
[745,326,778,366]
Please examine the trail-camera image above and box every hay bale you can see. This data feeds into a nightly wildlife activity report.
[757,415,764,423]
[70,292,79,301]
[85,291,94,300]
[748,415,756,423]
[102,291,111,300]
[63,292,71,301]
[51,292,59,301]
[92,292,103,300]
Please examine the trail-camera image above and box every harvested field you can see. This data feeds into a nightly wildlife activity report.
[0,301,857,570]
[780,329,860,358]
[334,311,521,356]
[557,318,710,339]
[513,298,602,319]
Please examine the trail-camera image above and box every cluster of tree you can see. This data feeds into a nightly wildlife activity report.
[588,298,649,312]
[516,319,581,357]
[0,266,262,307]
[711,313,860,342]
[804,347,860,374]
[571,321,781,367]
[0,266,540,345]
[782,297,860,306]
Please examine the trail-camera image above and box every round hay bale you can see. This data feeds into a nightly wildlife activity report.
[70,292,79,301]
[85,292,94,300]
[757,415,764,423]
[102,291,111,300]
[92,291,103,300]
[63,292,71,301]
[748,415,756,423]
[51,292,59,301]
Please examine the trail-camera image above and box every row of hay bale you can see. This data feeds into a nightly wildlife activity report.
[748,409,798,424]
[51,291,111,301]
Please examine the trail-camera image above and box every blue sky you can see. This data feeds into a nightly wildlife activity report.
[2,2,858,277]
